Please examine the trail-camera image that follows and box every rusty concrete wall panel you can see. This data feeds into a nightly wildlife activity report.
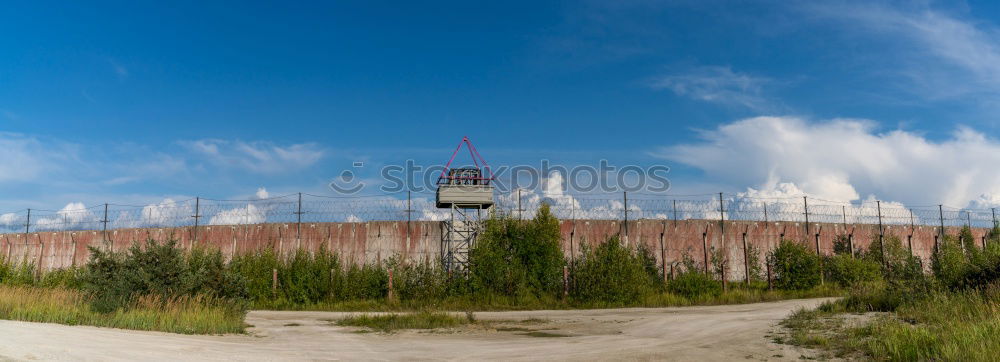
[3,220,996,274]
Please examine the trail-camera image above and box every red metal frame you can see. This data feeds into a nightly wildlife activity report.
[438,136,495,184]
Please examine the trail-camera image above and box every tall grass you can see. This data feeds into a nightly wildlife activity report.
[0,285,245,334]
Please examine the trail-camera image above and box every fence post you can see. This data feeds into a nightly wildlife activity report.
[938,205,945,253]
[803,196,809,238]
[763,202,768,225]
[702,229,710,275]
[24,208,31,241]
[517,189,522,220]
[660,222,667,283]
[718,193,726,282]
[101,204,110,250]
[296,192,303,250]
[672,199,678,227]
[387,268,394,301]
[877,200,886,269]
[562,266,569,299]
[192,197,201,247]
[570,202,577,268]
[272,268,278,295]
[623,191,629,244]
[406,191,412,246]
[742,229,750,284]
[908,209,915,256]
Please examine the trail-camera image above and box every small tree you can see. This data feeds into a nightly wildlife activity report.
[768,240,821,290]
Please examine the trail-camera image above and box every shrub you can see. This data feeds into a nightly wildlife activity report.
[572,237,658,304]
[824,254,881,287]
[469,204,565,297]
[832,234,853,256]
[0,259,36,286]
[769,240,821,290]
[668,270,721,298]
[863,234,922,281]
[228,248,282,304]
[82,239,248,313]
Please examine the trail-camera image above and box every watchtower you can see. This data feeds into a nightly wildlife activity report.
[436,136,495,272]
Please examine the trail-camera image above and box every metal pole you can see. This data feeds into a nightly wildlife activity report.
[742,231,750,284]
[939,205,946,243]
[718,193,725,280]
[842,205,847,226]
[993,208,997,229]
[24,208,30,236]
[296,193,303,249]
[406,191,412,244]
[803,196,810,238]
[967,211,972,228]
[672,199,677,226]
[623,191,629,243]
[102,204,109,249]
[192,197,200,245]
[909,209,915,255]
[517,189,522,220]
[763,202,768,224]
[877,200,886,269]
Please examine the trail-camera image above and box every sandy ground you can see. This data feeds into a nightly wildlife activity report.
[0,298,833,361]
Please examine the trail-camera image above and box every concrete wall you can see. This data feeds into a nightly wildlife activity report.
[2,219,992,280]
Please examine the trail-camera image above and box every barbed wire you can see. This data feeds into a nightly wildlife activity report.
[0,191,997,234]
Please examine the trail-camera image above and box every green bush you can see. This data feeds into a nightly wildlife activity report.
[863,234,922,281]
[82,239,248,313]
[668,270,721,298]
[769,240,821,290]
[824,254,881,287]
[932,226,1000,290]
[468,203,565,297]
[572,236,658,304]
[0,258,37,286]
[228,248,282,304]
[832,234,853,256]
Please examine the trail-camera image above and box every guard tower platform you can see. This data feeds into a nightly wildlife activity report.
[436,136,495,272]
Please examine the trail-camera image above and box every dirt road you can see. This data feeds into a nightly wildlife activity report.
[0,298,832,361]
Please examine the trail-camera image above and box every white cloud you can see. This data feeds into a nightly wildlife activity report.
[256,187,270,199]
[35,203,97,230]
[209,204,266,225]
[182,139,325,174]
[0,132,73,183]
[808,2,1000,99]
[139,199,193,227]
[649,66,773,110]
[655,116,1000,208]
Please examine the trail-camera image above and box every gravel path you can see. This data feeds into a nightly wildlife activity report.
[0,298,833,361]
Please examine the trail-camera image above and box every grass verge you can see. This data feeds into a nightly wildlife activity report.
[780,285,1000,361]
[0,285,246,335]
[258,283,843,312]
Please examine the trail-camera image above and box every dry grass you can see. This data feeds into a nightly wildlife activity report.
[0,285,246,335]
[335,311,474,332]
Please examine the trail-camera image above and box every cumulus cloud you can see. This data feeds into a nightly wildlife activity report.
[35,203,97,230]
[182,139,325,173]
[655,116,1000,208]
[649,66,773,110]
[209,204,266,225]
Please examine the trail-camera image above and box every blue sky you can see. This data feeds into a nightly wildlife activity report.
[4,0,1000,212]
